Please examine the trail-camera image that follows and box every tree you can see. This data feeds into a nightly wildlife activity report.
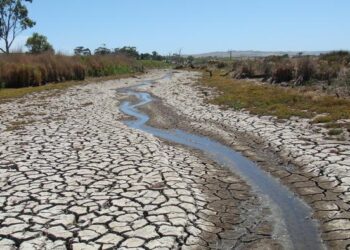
[82,48,91,56]
[74,46,91,56]
[171,53,184,64]
[140,53,151,60]
[25,32,54,53]
[74,46,84,55]
[151,51,163,61]
[116,46,139,58]
[187,55,194,63]
[0,0,35,53]
[94,46,111,55]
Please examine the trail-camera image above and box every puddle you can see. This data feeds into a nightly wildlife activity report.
[118,76,325,250]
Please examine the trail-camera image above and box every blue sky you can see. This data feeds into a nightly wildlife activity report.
[11,0,350,54]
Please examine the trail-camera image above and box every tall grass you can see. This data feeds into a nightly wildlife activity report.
[0,53,139,88]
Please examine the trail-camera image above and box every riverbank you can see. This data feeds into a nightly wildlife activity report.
[146,70,350,249]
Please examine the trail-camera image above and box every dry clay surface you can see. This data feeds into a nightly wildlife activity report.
[147,70,350,249]
[0,71,280,250]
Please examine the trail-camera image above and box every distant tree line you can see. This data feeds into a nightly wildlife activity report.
[0,0,170,63]
[0,0,166,61]
[74,45,166,61]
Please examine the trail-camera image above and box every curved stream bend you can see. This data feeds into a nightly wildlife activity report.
[118,77,325,250]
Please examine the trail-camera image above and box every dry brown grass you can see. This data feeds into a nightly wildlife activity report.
[0,53,138,88]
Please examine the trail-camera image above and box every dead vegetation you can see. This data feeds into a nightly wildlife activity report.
[81,102,93,107]
[203,51,350,97]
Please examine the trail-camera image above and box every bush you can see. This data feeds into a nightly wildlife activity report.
[216,62,227,69]
[233,61,254,79]
[314,61,339,82]
[294,57,316,84]
[337,68,350,93]
[218,52,350,88]
[271,63,294,83]
[328,128,343,136]
[320,51,350,64]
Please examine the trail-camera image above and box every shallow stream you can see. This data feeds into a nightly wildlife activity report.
[118,76,324,250]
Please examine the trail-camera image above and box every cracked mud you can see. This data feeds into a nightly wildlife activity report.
[144,70,350,249]
[0,69,347,249]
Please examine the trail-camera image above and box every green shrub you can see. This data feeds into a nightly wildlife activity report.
[312,115,333,123]
[328,128,343,136]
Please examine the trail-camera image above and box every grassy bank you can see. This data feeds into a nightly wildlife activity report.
[0,73,140,102]
[0,53,169,102]
[0,53,169,89]
[0,53,137,88]
[202,71,350,125]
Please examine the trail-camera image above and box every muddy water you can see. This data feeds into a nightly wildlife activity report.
[118,79,325,250]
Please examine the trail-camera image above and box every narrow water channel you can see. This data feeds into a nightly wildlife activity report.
[118,77,325,250]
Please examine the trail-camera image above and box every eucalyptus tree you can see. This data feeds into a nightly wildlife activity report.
[0,0,35,53]
[26,32,53,53]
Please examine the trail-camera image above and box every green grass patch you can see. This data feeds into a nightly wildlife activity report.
[0,73,139,103]
[201,71,350,121]
[325,122,350,132]
[139,60,170,69]
[328,128,343,136]
[312,115,334,123]
[0,81,80,101]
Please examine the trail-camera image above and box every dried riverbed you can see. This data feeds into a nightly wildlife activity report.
[0,69,348,249]
[0,71,281,249]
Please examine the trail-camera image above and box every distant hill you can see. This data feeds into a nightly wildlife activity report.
[189,50,328,58]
